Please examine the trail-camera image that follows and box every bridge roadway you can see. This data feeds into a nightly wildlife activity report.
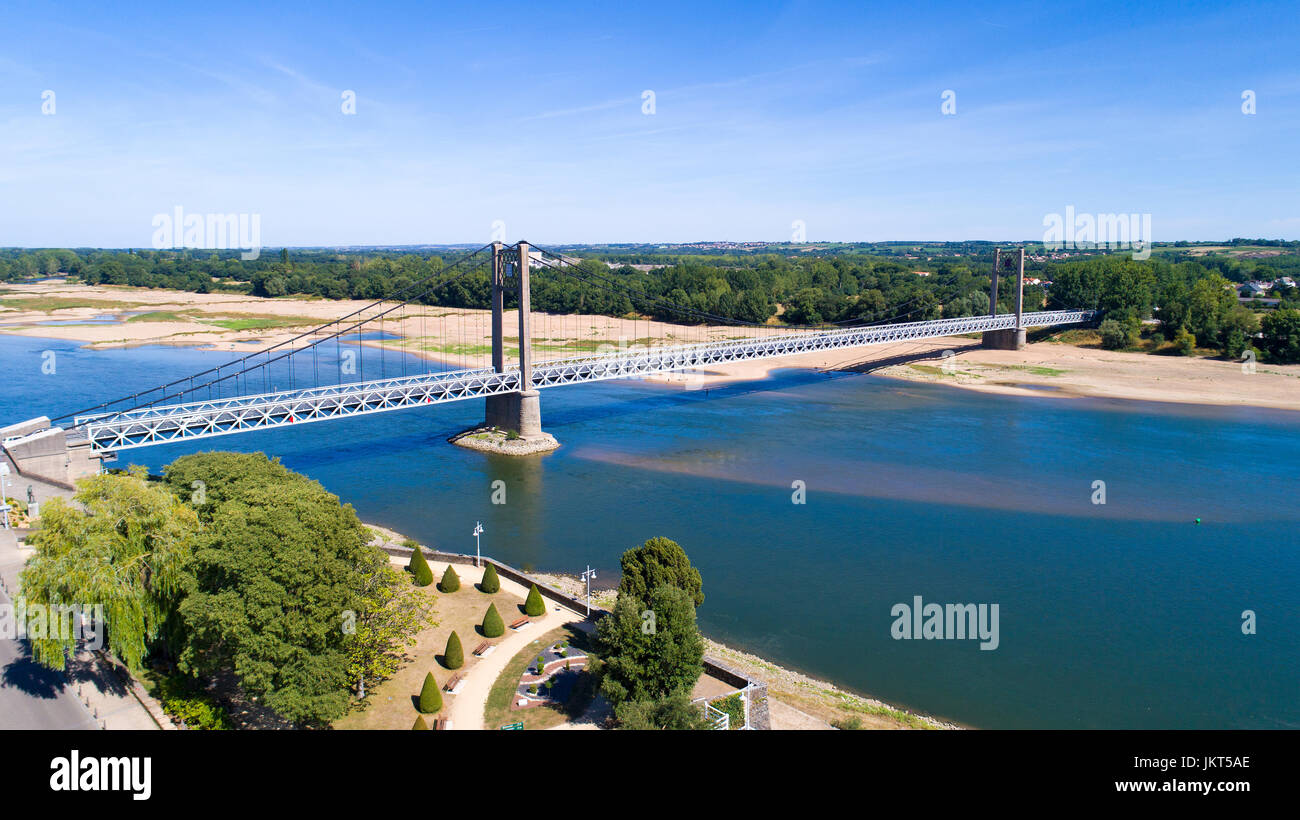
[72,309,1094,452]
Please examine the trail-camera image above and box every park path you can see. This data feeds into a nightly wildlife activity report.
[384,556,588,731]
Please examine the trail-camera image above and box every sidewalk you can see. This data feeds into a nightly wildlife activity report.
[407,558,589,731]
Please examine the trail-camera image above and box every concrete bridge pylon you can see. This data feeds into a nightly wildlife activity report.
[457,241,559,455]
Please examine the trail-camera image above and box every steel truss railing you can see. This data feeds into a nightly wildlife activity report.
[73,309,1093,451]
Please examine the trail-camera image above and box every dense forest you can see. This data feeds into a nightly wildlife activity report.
[3,241,1299,360]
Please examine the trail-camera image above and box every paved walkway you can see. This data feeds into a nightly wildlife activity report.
[400,558,588,731]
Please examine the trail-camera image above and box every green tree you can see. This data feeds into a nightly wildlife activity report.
[481,603,505,638]
[412,715,430,730]
[617,536,704,607]
[524,584,546,617]
[480,563,500,593]
[438,564,460,593]
[408,547,434,587]
[443,630,464,669]
[174,453,377,725]
[1260,309,1300,362]
[595,586,704,705]
[1173,327,1197,356]
[20,468,199,671]
[418,672,442,713]
[345,553,435,697]
[1098,318,1135,350]
[614,692,712,730]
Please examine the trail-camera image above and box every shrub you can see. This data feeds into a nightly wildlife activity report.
[444,631,464,670]
[482,603,504,638]
[418,672,442,713]
[438,565,460,593]
[412,715,430,730]
[480,563,500,593]
[536,655,546,674]
[1098,319,1134,350]
[1173,328,1197,356]
[408,547,434,587]
[712,692,746,729]
[524,584,545,616]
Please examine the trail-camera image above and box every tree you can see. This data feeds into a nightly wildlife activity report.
[408,547,434,587]
[614,692,712,730]
[617,536,704,607]
[438,564,460,593]
[480,563,500,593]
[524,584,546,617]
[345,552,436,698]
[595,586,704,705]
[418,672,442,713]
[1173,327,1197,356]
[1097,318,1134,350]
[412,715,430,730]
[174,453,377,725]
[443,631,464,669]
[20,468,199,671]
[1260,309,1300,363]
[482,603,505,638]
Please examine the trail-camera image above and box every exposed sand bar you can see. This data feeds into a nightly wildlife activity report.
[3,282,1298,411]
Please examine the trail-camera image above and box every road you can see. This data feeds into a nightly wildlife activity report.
[0,579,99,730]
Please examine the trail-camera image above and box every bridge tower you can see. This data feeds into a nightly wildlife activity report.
[982,247,1026,350]
[470,241,559,453]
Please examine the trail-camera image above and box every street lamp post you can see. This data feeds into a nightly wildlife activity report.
[473,522,483,567]
[580,566,597,617]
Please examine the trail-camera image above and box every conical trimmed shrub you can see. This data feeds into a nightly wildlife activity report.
[480,563,500,593]
[409,547,434,587]
[524,583,545,616]
[482,603,504,638]
[439,565,460,593]
[412,715,430,730]
[418,672,442,713]
[444,630,464,669]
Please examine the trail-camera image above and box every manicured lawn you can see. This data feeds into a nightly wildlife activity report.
[483,623,596,731]
[333,565,525,730]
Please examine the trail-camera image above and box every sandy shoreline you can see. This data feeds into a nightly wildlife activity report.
[4,281,1299,411]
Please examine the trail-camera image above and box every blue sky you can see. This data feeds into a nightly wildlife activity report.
[2,0,1298,246]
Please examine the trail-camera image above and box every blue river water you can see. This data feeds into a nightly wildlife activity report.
[1,333,1297,729]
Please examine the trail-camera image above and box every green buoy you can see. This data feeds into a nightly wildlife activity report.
[1194,518,1202,524]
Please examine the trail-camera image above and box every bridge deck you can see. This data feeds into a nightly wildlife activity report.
[72,310,1093,451]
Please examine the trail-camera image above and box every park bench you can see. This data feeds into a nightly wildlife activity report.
[443,673,464,694]
[473,641,495,657]
[510,617,531,631]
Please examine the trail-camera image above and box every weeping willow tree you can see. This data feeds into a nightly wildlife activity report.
[20,467,199,671]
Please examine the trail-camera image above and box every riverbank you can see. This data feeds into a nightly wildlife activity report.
[383,539,956,730]
[5,281,1297,410]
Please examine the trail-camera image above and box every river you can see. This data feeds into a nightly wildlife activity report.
[2,333,1296,729]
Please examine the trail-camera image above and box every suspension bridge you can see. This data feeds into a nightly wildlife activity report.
[1,242,1094,485]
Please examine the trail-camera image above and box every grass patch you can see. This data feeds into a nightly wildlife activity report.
[1002,364,1067,377]
[908,364,944,376]
[0,296,144,312]
[483,623,595,731]
[127,311,192,323]
[200,314,320,331]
